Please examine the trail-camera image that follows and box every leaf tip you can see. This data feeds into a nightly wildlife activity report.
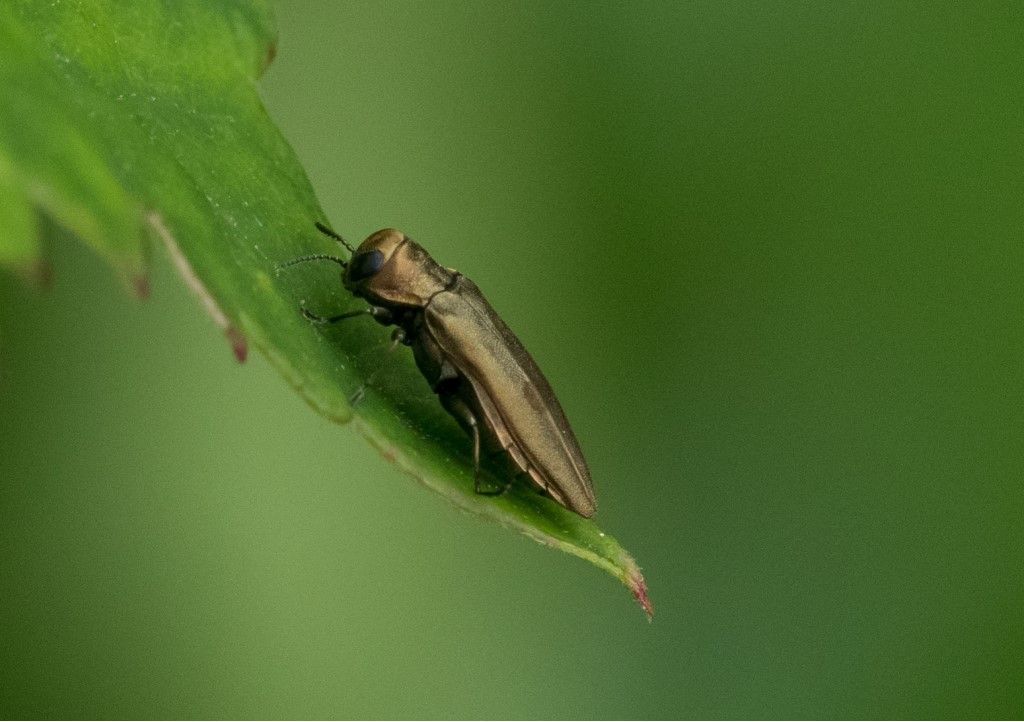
[226,327,248,363]
[148,211,248,362]
[628,569,654,620]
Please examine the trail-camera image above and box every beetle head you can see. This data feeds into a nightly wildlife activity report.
[344,228,451,308]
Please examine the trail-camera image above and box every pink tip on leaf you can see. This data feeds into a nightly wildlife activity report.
[628,570,654,620]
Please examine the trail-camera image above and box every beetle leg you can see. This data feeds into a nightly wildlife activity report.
[300,303,392,325]
[349,328,406,406]
[439,393,508,496]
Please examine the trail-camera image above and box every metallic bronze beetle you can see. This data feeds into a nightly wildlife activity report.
[281,223,597,518]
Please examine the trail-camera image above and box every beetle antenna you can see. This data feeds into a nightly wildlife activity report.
[315,221,356,254]
[277,254,348,271]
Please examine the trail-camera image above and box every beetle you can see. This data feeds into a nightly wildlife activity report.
[280,222,596,518]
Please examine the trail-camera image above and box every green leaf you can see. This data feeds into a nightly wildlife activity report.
[0,0,650,616]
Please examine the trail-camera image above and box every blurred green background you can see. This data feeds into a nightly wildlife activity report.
[2,1,1023,717]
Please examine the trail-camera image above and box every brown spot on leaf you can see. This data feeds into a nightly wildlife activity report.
[17,258,54,290]
[132,273,150,299]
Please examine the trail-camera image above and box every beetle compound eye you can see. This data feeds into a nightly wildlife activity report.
[348,250,385,281]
